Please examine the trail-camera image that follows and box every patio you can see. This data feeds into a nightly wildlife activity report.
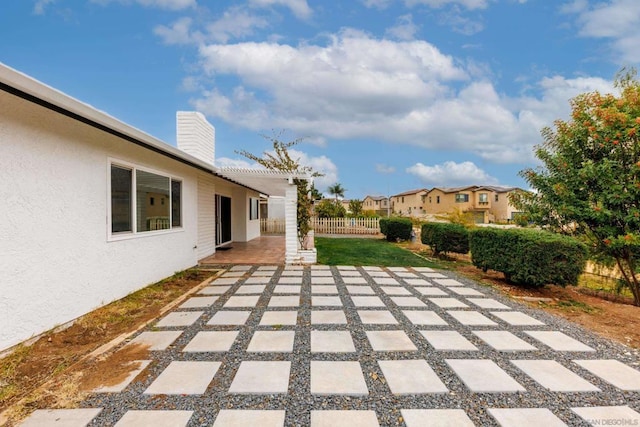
[199,236,286,265]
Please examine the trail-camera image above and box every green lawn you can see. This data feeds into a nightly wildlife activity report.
[315,237,441,267]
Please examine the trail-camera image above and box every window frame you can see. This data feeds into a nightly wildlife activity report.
[107,159,184,241]
[249,197,260,220]
[455,193,470,203]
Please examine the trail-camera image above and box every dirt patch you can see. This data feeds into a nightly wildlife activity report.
[0,268,218,425]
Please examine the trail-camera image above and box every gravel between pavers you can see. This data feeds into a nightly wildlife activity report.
[82,266,640,426]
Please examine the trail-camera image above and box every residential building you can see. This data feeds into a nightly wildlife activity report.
[0,63,312,352]
[362,195,390,217]
[423,186,520,223]
[391,188,428,217]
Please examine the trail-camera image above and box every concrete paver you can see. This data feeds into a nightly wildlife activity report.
[402,310,447,325]
[525,331,595,352]
[144,361,221,395]
[571,406,640,425]
[358,310,398,324]
[378,360,448,394]
[310,361,368,395]
[511,360,600,392]
[310,410,379,427]
[212,410,285,427]
[311,331,356,353]
[183,331,239,352]
[574,359,640,390]
[487,408,567,427]
[311,310,347,324]
[155,311,203,327]
[129,330,182,350]
[207,311,251,325]
[247,331,296,352]
[19,408,103,427]
[472,331,537,352]
[114,410,193,427]
[420,330,478,351]
[446,359,526,392]
[366,330,417,352]
[260,310,298,325]
[401,409,475,427]
[37,264,640,427]
[229,361,291,394]
[491,311,545,326]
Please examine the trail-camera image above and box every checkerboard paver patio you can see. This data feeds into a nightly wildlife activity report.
[21,265,640,426]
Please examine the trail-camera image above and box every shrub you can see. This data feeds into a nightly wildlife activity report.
[315,199,346,218]
[421,222,469,255]
[469,228,587,287]
[380,217,412,241]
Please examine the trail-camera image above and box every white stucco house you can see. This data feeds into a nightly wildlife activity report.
[0,63,313,352]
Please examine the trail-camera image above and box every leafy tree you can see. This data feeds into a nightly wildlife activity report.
[327,183,346,202]
[310,184,323,201]
[236,131,320,249]
[315,199,346,218]
[512,69,640,305]
[348,199,363,217]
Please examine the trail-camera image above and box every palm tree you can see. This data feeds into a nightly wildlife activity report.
[327,183,346,203]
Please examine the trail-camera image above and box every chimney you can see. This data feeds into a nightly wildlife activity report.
[176,111,215,165]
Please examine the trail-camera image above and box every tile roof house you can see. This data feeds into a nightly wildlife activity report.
[391,188,428,217]
[423,185,520,223]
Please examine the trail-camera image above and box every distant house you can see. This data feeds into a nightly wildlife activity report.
[363,195,390,217]
[0,63,312,352]
[391,188,428,217]
[423,185,520,223]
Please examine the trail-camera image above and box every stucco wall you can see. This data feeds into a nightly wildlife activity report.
[0,90,201,351]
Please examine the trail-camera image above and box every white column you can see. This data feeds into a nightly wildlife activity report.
[284,185,299,264]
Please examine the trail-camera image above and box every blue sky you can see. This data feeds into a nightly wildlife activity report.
[1,0,635,199]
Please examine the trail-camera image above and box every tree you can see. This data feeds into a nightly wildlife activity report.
[327,183,346,202]
[236,131,320,249]
[310,184,323,201]
[315,199,346,218]
[512,69,640,305]
[348,199,363,217]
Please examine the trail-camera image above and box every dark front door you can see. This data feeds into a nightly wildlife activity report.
[216,195,232,246]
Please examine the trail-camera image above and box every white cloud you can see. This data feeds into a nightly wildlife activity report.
[405,0,491,10]
[564,0,640,63]
[91,0,196,10]
[362,0,395,9]
[386,14,419,40]
[206,7,270,43]
[439,7,484,35]
[189,30,614,163]
[154,17,200,45]
[376,164,396,174]
[34,0,55,15]
[406,161,498,186]
[249,0,312,19]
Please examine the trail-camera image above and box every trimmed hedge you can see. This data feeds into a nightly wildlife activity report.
[469,227,587,287]
[379,217,413,241]
[421,222,469,255]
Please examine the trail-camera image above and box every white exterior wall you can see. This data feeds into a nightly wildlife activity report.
[0,90,200,351]
[197,172,216,259]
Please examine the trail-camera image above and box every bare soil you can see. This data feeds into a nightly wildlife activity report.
[0,268,218,425]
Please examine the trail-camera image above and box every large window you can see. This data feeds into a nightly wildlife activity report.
[455,193,469,203]
[110,163,182,235]
[478,193,488,204]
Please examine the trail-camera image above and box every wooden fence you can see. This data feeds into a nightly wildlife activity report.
[261,217,380,235]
